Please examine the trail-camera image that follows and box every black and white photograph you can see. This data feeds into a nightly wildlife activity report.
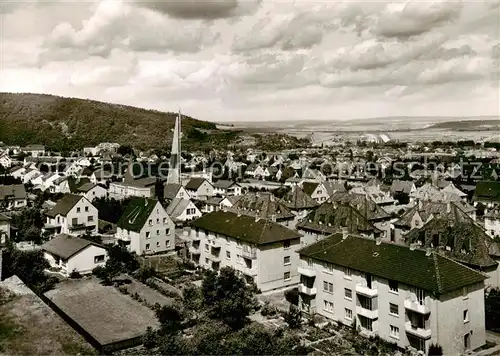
[0,0,499,355]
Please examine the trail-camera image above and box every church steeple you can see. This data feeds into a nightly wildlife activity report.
[167,110,182,185]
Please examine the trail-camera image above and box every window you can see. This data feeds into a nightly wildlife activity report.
[77,207,81,213]
[390,303,399,316]
[88,215,94,222]
[205,244,209,252]
[345,308,353,320]
[205,258,209,264]
[166,240,171,248]
[94,255,105,263]
[85,206,89,212]
[145,244,150,251]
[226,237,230,245]
[462,286,468,299]
[345,288,352,300]
[344,267,352,279]
[464,310,469,323]
[389,280,398,293]
[165,228,170,235]
[284,240,290,249]
[163,217,167,224]
[284,256,291,265]
[156,230,160,235]
[72,218,78,225]
[156,241,160,247]
[156,218,160,224]
[284,272,291,281]
[324,300,334,312]
[359,316,372,331]
[226,251,231,259]
[146,231,151,239]
[148,219,153,226]
[323,281,333,293]
[237,241,242,249]
[390,325,399,339]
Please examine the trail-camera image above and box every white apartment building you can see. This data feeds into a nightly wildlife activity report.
[116,198,175,255]
[108,181,153,200]
[213,180,242,196]
[184,178,214,200]
[298,233,487,356]
[187,210,302,292]
[44,194,98,237]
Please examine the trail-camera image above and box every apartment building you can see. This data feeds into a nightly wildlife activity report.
[44,194,98,237]
[187,210,302,292]
[116,197,175,255]
[298,233,487,355]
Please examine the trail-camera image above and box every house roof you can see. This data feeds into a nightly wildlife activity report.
[323,181,346,196]
[185,178,209,191]
[390,180,414,194]
[329,191,391,221]
[280,186,318,210]
[166,198,193,219]
[213,180,239,189]
[117,198,158,233]
[77,182,97,193]
[46,194,84,218]
[229,192,294,221]
[0,212,10,222]
[67,177,91,193]
[298,233,487,296]
[474,181,500,202]
[190,210,301,246]
[0,184,27,201]
[42,234,102,260]
[302,182,320,197]
[404,204,497,268]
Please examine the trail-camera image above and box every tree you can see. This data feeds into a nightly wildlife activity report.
[117,144,134,157]
[202,267,258,329]
[283,304,302,329]
[156,303,185,334]
[183,284,202,312]
[485,287,500,331]
[428,343,443,356]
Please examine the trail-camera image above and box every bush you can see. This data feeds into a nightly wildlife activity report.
[260,301,278,318]
[69,270,82,279]
[283,304,302,330]
[428,343,443,356]
[118,285,129,294]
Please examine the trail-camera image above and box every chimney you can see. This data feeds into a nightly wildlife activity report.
[410,243,416,251]
[255,216,260,222]
[342,227,348,240]
[446,201,451,213]
[270,214,276,222]
[375,237,381,245]
[425,248,432,256]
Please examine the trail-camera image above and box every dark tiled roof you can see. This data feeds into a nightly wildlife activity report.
[390,180,414,194]
[42,234,102,260]
[329,191,390,221]
[213,180,239,189]
[297,201,379,235]
[302,182,319,196]
[164,183,182,200]
[117,198,158,233]
[77,182,97,193]
[404,205,497,268]
[299,233,487,296]
[229,192,294,221]
[190,210,301,245]
[280,186,318,210]
[185,178,208,191]
[46,194,83,218]
[67,177,91,193]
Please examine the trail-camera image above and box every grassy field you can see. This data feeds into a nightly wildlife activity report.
[0,282,96,355]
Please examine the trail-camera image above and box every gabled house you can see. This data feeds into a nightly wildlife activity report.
[0,153,12,168]
[50,176,68,194]
[213,180,242,197]
[21,144,45,157]
[184,178,213,200]
[42,234,108,277]
[202,197,233,213]
[302,182,330,203]
[116,197,175,255]
[298,233,487,356]
[164,183,190,201]
[280,185,319,222]
[44,194,98,237]
[0,184,27,210]
[77,183,108,201]
[473,181,500,208]
[8,166,26,180]
[165,198,202,223]
[390,180,417,201]
[302,167,326,182]
[187,211,302,292]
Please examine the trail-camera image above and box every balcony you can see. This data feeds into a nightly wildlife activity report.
[298,284,317,295]
[69,223,95,231]
[189,246,200,255]
[241,247,257,259]
[208,254,221,262]
[356,284,378,298]
[356,306,378,319]
[405,321,431,339]
[238,265,257,277]
[298,266,316,278]
[404,299,431,315]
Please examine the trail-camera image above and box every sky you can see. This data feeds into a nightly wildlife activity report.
[0,0,499,122]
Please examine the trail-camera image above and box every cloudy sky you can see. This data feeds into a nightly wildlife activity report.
[1,0,499,122]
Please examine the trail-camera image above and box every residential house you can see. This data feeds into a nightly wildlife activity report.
[0,184,27,210]
[116,197,175,255]
[21,144,45,157]
[0,213,10,244]
[166,198,202,223]
[90,168,113,184]
[302,167,326,182]
[390,180,417,202]
[302,182,330,204]
[8,166,26,181]
[473,181,500,209]
[41,172,62,191]
[164,183,190,201]
[0,153,12,168]
[213,180,243,196]
[108,178,156,200]
[77,183,108,201]
[202,197,233,213]
[229,192,295,228]
[23,168,41,184]
[280,186,319,224]
[44,194,98,237]
[42,234,108,277]
[50,176,68,194]
[298,233,487,355]
[187,211,302,292]
[485,207,500,238]
[184,178,213,200]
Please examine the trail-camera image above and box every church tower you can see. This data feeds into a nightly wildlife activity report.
[167,110,182,185]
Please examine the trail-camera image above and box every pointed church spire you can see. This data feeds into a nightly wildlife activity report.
[167,110,182,185]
